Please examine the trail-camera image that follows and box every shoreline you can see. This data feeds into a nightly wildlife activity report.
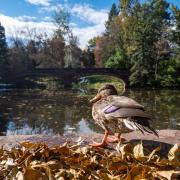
[1,129,179,150]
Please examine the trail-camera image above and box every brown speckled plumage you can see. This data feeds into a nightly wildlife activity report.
[91,84,158,137]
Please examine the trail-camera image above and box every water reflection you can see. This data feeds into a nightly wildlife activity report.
[0,88,179,136]
[124,89,180,129]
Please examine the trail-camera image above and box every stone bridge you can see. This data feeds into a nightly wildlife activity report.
[10,68,130,87]
[1,68,180,87]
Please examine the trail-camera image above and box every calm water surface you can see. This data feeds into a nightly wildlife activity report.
[0,88,179,136]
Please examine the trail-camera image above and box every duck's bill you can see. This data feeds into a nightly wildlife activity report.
[89,95,101,103]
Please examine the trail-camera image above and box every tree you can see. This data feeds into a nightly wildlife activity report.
[87,0,179,87]
[8,38,30,75]
[54,9,71,38]
[0,23,8,69]
[46,36,66,68]
[172,5,180,46]
[64,42,81,68]
[119,0,133,15]
[24,27,45,68]
[157,5,180,86]
[105,3,119,34]
[129,0,171,86]
[88,37,96,47]
[93,37,105,67]
[54,8,81,67]
[81,48,95,68]
[105,48,128,68]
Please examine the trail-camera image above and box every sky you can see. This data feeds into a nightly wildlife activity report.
[0,0,180,49]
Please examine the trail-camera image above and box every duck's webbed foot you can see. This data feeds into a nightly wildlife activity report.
[90,132,126,147]
[90,130,108,147]
[106,133,126,143]
[106,136,120,143]
[90,141,107,147]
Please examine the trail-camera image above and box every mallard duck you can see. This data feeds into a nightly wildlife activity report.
[90,84,158,147]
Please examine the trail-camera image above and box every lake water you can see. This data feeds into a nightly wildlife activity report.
[0,88,179,136]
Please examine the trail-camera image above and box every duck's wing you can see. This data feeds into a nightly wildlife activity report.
[102,97,158,136]
[104,95,148,117]
[106,96,145,110]
[103,106,158,136]
[104,107,152,119]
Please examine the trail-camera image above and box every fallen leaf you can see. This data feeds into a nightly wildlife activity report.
[148,146,161,161]
[23,168,48,180]
[157,170,180,180]
[168,144,180,161]
[133,142,146,161]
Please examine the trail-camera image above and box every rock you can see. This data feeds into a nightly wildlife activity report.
[0,130,179,152]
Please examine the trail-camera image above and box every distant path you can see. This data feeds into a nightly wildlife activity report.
[1,130,179,152]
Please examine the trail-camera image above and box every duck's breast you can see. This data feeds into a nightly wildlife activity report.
[92,99,110,130]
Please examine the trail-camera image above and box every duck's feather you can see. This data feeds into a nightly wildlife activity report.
[106,95,145,110]
[104,105,120,113]
[123,117,158,136]
[104,107,152,119]
[92,94,158,136]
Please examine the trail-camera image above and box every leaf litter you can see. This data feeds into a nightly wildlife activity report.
[0,140,179,180]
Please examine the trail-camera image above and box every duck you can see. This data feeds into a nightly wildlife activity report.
[90,84,158,147]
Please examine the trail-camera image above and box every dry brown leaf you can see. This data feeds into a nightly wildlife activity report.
[116,143,133,161]
[32,160,63,170]
[157,170,180,180]
[20,142,37,149]
[0,146,3,157]
[97,170,114,180]
[0,141,179,180]
[108,162,127,171]
[57,145,70,156]
[7,166,19,180]
[168,144,180,161]
[133,142,146,161]
[126,165,151,180]
[23,168,48,180]
[148,146,161,161]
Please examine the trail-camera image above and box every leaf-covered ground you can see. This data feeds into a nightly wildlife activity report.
[0,141,180,180]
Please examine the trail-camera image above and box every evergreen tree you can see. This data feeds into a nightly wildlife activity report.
[0,23,7,68]
[105,3,119,34]
[158,5,180,86]
[88,0,179,87]
[172,5,180,46]
[119,0,134,16]
[130,0,171,86]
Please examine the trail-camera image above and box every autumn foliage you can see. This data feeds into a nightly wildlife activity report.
[0,141,179,179]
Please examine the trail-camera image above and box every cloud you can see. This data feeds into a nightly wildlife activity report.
[39,3,108,25]
[39,4,63,13]
[1,1,108,48]
[71,4,108,25]
[14,15,37,22]
[37,3,108,47]
[0,5,107,49]
[70,4,108,47]
[0,13,55,40]
[73,24,105,48]
[43,16,52,21]
[25,0,50,6]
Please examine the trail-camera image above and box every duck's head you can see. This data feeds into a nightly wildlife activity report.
[90,84,118,103]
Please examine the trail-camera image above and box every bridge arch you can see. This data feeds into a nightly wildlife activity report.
[2,68,130,87]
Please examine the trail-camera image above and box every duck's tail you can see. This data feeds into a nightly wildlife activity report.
[124,117,159,137]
